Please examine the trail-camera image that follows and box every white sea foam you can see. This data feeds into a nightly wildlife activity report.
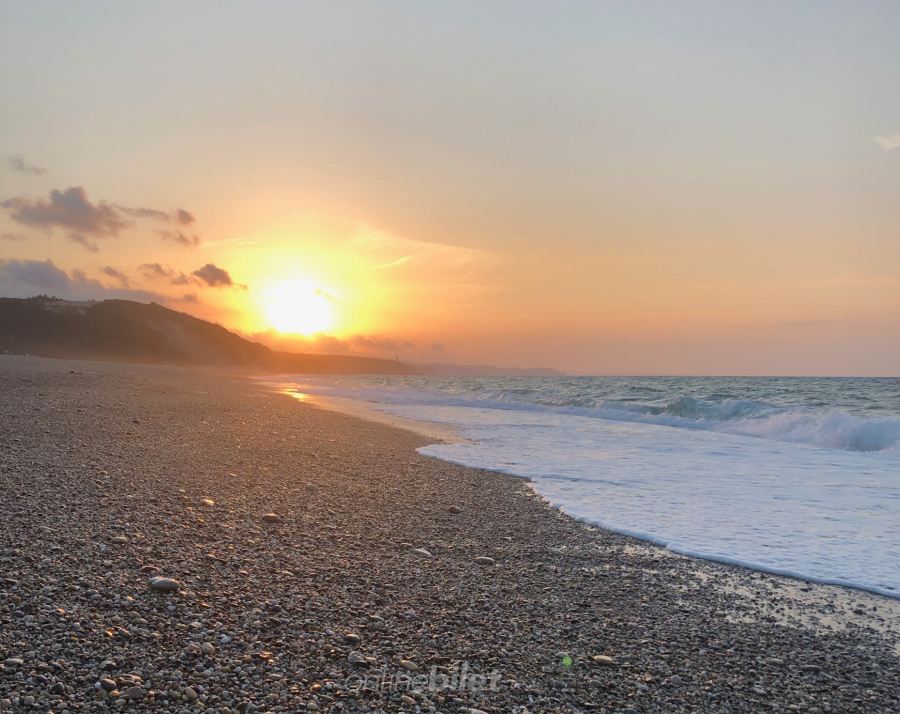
[274,374,900,596]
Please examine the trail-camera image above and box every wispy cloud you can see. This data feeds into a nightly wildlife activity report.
[0,258,164,303]
[100,265,130,287]
[158,229,201,247]
[1,232,28,242]
[249,329,437,358]
[119,206,196,225]
[139,263,191,285]
[2,187,130,250]
[7,154,47,175]
[372,255,411,270]
[1,185,201,251]
[349,226,490,277]
[875,133,900,151]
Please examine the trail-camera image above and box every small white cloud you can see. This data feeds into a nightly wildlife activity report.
[875,133,900,151]
[372,255,411,270]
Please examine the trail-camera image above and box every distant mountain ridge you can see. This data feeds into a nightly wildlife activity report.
[411,361,565,377]
[0,297,416,375]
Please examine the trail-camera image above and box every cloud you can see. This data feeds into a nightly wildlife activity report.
[192,263,245,289]
[175,209,196,225]
[348,335,417,352]
[429,342,445,352]
[100,265,130,286]
[372,256,411,270]
[1,232,27,242]
[182,293,200,303]
[120,206,196,225]
[875,133,900,151]
[0,258,165,303]
[68,234,100,252]
[249,329,440,359]
[139,262,191,285]
[1,186,201,251]
[7,154,47,175]
[158,229,201,247]
[2,187,131,246]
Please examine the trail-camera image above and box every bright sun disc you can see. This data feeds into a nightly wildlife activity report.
[266,280,335,335]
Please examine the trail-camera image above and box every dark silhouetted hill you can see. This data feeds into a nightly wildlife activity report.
[0,297,417,375]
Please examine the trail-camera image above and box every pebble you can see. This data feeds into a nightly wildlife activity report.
[593,655,615,666]
[110,536,128,544]
[23,697,35,706]
[201,498,215,507]
[99,679,117,691]
[148,577,180,592]
[125,686,145,700]
[448,505,462,514]
[474,556,495,565]
[201,642,216,655]
[400,660,419,671]
[670,675,682,685]
[261,513,283,523]
[345,633,361,644]
[184,686,198,701]
[348,652,366,664]
[411,548,433,557]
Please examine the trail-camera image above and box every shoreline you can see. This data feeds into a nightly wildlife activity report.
[1,355,899,713]
[264,374,900,607]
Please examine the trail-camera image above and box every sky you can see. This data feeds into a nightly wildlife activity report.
[1,0,898,375]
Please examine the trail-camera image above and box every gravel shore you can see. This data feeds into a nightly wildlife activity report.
[1,356,898,714]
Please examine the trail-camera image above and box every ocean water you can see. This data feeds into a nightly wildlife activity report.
[272,375,900,597]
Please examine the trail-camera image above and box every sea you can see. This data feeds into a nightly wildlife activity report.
[272,375,900,598]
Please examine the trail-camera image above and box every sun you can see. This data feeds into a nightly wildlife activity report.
[266,279,335,335]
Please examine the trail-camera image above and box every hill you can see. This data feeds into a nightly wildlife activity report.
[0,297,416,375]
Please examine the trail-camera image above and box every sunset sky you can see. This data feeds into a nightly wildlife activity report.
[1,1,898,375]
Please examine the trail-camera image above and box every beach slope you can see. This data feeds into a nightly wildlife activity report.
[0,355,898,713]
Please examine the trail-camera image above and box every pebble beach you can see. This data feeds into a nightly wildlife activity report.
[1,355,899,714]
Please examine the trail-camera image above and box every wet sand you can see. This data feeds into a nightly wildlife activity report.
[1,355,898,714]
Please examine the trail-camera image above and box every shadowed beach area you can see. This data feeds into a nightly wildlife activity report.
[1,355,899,714]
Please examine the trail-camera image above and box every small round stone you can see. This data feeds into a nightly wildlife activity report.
[474,556,495,565]
[148,577,180,592]
[125,687,145,700]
